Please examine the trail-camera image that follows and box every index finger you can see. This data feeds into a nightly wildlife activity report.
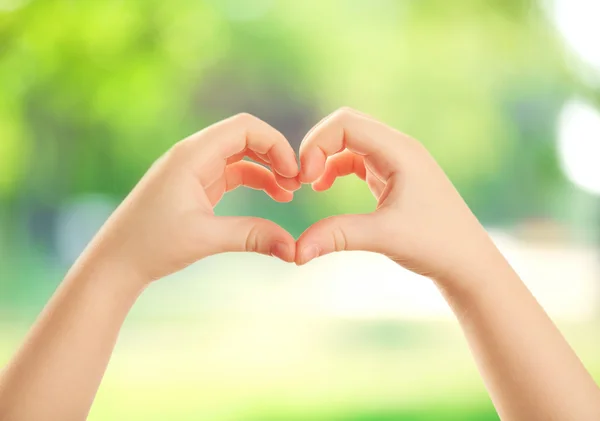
[299,107,401,183]
[184,113,299,179]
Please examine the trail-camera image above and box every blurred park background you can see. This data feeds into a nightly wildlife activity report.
[2,0,600,419]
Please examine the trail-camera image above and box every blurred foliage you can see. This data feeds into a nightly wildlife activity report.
[0,0,590,340]
[0,0,592,308]
[0,1,596,419]
[0,0,572,207]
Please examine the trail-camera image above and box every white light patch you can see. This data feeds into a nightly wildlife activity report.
[558,99,600,196]
[551,0,600,73]
[293,230,598,322]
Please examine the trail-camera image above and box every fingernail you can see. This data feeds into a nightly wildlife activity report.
[299,158,312,183]
[288,177,302,191]
[300,245,321,265]
[270,242,290,262]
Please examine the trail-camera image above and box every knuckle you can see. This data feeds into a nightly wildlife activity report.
[244,223,262,253]
[331,225,348,252]
[332,107,357,121]
[166,138,193,162]
[232,112,256,125]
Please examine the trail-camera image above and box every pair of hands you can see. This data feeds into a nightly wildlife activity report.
[89,108,496,288]
[6,108,600,421]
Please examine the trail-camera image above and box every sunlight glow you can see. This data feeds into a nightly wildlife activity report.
[551,0,600,73]
[557,99,600,196]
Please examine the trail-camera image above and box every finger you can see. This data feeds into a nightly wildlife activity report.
[246,147,300,191]
[226,150,300,192]
[301,112,334,146]
[184,113,299,179]
[295,213,386,265]
[225,161,294,202]
[313,157,387,199]
[366,171,386,199]
[206,161,294,205]
[299,107,402,183]
[245,149,300,191]
[275,173,302,191]
[312,150,387,199]
[226,150,270,166]
[208,216,296,263]
[312,150,367,192]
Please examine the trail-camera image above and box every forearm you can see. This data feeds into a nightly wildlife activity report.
[0,114,298,421]
[438,244,600,421]
[0,252,146,421]
[293,108,600,418]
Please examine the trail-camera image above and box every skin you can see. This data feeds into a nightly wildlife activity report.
[296,107,600,421]
[0,113,300,421]
[1,109,599,420]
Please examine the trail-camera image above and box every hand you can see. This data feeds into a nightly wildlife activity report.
[295,109,600,421]
[296,107,498,284]
[84,113,299,285]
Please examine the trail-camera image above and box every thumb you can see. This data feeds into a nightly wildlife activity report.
[209,216,296,262]
[295,213,385,265]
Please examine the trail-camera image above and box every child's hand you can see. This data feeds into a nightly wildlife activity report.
[86,113,299,285]
[296,107,496,283]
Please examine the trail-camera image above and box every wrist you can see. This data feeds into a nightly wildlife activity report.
[433,231,515,296]
[68,242,151,300]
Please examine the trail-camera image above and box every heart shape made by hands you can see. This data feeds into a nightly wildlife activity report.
[237,107,473,282]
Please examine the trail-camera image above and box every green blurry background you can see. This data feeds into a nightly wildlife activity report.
[2,0,600,419]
